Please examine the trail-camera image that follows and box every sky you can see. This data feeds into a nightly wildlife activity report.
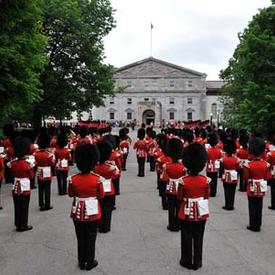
[103,0,272,80]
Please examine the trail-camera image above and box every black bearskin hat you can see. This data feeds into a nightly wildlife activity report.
[96,141,112,163]
[149,130,156,139]
[75,144,99,173]
[79,126,88,138]
[137,128,145,139]
[186,131,194,143]
[37,132,51,149]
[248,137,265,157]
[208,132,219,147]
[103,134,116,150]
[57,133,68,148]
[224,139,236,155]
[183,143,207,175]
[239,134,249,149]
[13,136,31,158]
[168,138,183,161]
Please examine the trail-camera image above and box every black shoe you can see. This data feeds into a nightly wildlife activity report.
[98,229,110,233]
[222,206,228,210]
[40,207,46,211]
[193,263,202,270]
[86,260,98,270]
[0,206,3,210]
[78,263,86,270]
[44,206,53,211]
[268,206,275,210]
[167,225,179,232]
[179,259,192,270]
[17,225,33,232]
[112,206,116,210]
[247,226,260,232]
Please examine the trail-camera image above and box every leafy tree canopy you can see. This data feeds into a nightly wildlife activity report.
[220,3,275,133]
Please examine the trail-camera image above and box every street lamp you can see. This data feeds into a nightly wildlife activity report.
[217,111,220,127]
[210,113,213,127]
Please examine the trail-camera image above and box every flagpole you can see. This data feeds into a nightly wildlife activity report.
[150,23,153,57]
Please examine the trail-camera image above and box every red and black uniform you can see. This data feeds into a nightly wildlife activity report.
[177,175,210,269]
[0,153,5,209]
[147,138,158,172]
[157,155,172,209]
[9,158,35,230]
[68,172,104,268]
[221,155,240,210]
[109,149,122,195]
[4,139,14,184]
[267,151,275,209]
[154,147,163,192]
[236,147,249,192]
[244,159,271,231]
[161,162,186,231]
[206,146,223,197]
[93,162,119,232]
[120,139,131,171]
[133,139,148,177]
[34,149,55,210]
[55,147,72,195]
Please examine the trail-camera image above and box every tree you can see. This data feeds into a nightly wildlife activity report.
[0,0,47,124]
[32,0,115,127]
[220,3,275,133]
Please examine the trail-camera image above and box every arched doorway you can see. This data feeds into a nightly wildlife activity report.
[142,109,155,125]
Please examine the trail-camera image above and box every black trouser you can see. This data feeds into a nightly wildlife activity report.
[269,179,275,208]
[99,195,115,233]
[73,220,98,267]
[159,181,168,209]
[4,159,13,183]
[180,220,206,268]
[248,196,263,229]
[56,170,68,195]
[207,172,218,197]
[223,183,236,209]
[137,157,145,177]
[238,169,246,191]
[122,154,128,170]
[38,180,51,208]
[157,172,161,194]
[148,156,155,171]
[13,194,30,228]
[167,194,179,229]
[113,177,120,195]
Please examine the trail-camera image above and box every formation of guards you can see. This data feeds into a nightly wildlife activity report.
[0,122,275,271]
[133,125,274,270]
[0,123,131,271]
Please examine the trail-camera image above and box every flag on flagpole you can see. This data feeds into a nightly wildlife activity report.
[151,23,153,29]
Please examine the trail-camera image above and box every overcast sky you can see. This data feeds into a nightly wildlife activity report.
[103,0,271,79]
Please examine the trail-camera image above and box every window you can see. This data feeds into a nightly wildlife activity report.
[169,80,175,87]
[211,103,217,118]
[127,98,132,104]
[188,80,193,87]
[169,97,175,105]
[127,80,132,87]
[127,112,132,120]
[144,80,150,87]
[187,112,192,121]
[151,79,157,89]
[187,97,192,104]
[109,97,114,104]
[144,98,149,101]
[169,112,175,120]
[110,112,114,120]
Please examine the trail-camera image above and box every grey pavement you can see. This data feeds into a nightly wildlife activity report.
[1,132,275,274]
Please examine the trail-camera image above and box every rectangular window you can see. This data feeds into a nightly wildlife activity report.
[187,97,192,104]
[144,98,149,101]
[169,112,175,120]
[169,97,175,105]
[127,80,132,87]
[109,97,114,105]
[144,80,150,87]
[127,98,132,104]
[151,79,157,88]
[127,112,132,120]
[110,112,114,120]
[188,80,193,87]
[169,80,175,87]
[187,112,192,121]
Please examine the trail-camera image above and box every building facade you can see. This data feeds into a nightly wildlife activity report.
[72,57,224,127]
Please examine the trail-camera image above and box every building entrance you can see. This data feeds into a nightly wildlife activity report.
[142,110,155,125]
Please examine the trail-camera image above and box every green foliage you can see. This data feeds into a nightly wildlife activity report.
[31,0,116,126]
[220,5,275,133]
[0,0,47,122]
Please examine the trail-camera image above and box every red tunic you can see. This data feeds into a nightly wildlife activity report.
[68,173,105,222]
[206,146,223,173]
[221,156,240,184]
[55,147,72,171]
[109,150,122,173]
[244,159,271,197]
[120,140,130,155]
[267,151,275,179]
[0,155,4,181]
[147,139,158,157]
[9,159,34,196]
[133,140,148,158]
[34,149,55,181]
[177,175,210,221]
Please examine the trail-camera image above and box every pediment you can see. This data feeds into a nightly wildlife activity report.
[115,57,206,79]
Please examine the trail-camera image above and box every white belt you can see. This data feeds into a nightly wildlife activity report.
[14,178,30,192]
[224,169,238,181]
[249,179,267,193]
[37,166,51,178]
[166,178,182,192]
[184,197,209,217]
[75,197,98,216]
[102,179,112,193]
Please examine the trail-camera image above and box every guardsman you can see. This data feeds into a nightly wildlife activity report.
[34,132,55,211]
[206,132,223,197]
[119,128,131,171]
[133,128,147,177]
[9,136,35,231]
[93,141,119,233]
[244,137,271,232]
[147,130,158,172]
[68,144,104,270]
[55,133,72,195]
[267,136,275,210]
[177,143,210,270]
[0,146,5,209]
[220,139,240,210]
[161,138,186,232]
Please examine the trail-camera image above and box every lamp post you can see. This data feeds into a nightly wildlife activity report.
[210,113,213,127]
[217,111,220,128]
